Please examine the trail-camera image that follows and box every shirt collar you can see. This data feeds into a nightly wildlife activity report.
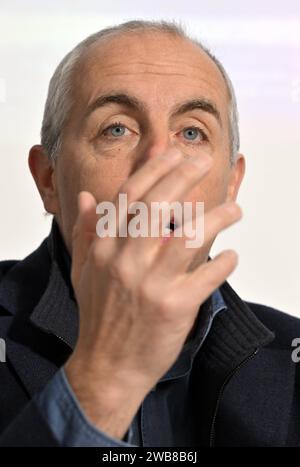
[211,287,227,317]
[159,287,227,383]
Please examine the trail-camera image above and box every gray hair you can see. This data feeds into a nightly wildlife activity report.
[41,20,240,165]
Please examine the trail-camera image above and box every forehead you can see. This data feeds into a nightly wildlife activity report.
[72,31,229,118]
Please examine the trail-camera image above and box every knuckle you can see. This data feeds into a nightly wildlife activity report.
[209,205,237,233]
[216,208,230,226]
[108,255,133,284]
[139,281,175,319]
[88,241,107,267]
[226,203,241,220]
[138,278,155,303]
[159,294,177,316]
[221,203,240,223]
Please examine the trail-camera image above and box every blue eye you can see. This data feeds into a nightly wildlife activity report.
[109,124,126,137]
[183,127,202,141]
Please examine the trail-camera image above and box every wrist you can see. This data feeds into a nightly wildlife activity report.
[64,356,151,439]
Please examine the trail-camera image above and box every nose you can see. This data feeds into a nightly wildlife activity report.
[131,129,176,173]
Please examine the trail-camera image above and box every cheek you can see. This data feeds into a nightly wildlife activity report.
[55,151,133,243]
[61,149,130,200]
[77,159,131,203]
[54,168,79,250]
[185,166,229,210]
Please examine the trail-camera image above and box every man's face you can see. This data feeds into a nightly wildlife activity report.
[48,32,244,255]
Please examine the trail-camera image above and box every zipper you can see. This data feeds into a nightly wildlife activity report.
[209,347,259,447]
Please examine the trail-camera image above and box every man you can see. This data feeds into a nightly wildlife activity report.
[0,19,299,447]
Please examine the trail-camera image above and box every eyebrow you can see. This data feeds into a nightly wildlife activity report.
[84,93,146,119]
[84,92,222,127]
[171,98,222,127]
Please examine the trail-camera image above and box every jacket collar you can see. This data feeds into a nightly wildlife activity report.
[29,221,78,349]
[202,280,275,376]
[0,220,78,349]
[0,220,77,396]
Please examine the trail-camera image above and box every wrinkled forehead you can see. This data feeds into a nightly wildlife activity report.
[71,31,230,120]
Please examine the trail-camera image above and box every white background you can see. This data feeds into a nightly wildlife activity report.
[0,0,299,316]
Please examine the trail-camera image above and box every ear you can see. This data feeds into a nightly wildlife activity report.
[28,144,60,215]
[225,153,246,202]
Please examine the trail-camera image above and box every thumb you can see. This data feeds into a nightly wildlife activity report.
[71,191,97,290]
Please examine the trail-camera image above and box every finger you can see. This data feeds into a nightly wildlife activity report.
[154,202,242,275]
[123,152,213,250]
[174,249,238,309]
[142,152,212,206]
[112,148,184,236]
[78,191,98,234]
[116,147,184,204]
[71,191,97,289]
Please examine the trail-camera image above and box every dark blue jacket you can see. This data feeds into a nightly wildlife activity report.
[0,223,300,447]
